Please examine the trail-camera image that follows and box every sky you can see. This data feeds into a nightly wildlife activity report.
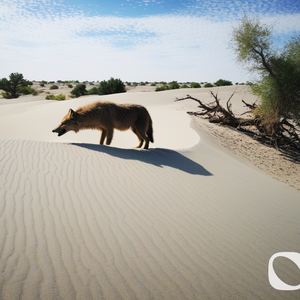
[0,0,300,83]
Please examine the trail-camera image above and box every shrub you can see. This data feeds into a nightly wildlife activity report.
[181,84,189,88]
[140,82,146,86]
[98,77,126,95]
[50,85,59,90]
[155,86,169,92]
[54,94,66,100]
[151,83,156,86]
[18,86,35,95]
[88,87,99,95]
[168,81,180,89]
[40,83,45,87]
[190,82,201,88]
[68,84,73,88]
[1,92,11,99]
[45,94,66,100]
[214,79,233,86]
[204,83,214,88]
[71,84,87,97]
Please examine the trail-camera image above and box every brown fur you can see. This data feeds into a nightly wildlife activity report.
[52,101,154,149]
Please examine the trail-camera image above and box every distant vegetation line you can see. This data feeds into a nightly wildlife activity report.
[0,73,254,100]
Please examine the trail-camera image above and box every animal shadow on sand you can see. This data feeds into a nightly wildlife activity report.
[72,143,212,176]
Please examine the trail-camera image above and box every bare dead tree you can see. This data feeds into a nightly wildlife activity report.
[175,92,299,151]
[175,92,258,126]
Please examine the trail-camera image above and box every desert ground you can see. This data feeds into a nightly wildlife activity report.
[0,84,299,299]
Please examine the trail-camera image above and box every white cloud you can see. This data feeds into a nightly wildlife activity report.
[0,0,299,82]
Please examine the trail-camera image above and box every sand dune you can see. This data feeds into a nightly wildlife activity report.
[1,87,300,299]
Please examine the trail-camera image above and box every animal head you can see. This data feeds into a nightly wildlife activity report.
[52,109,79,137]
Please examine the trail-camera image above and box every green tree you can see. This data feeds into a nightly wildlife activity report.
[181,84,189,88]
[168,81,180,89]
[190,82,201,88]
[155,86,168,92]
[214,79,232,86]
[204,83,213,88]
[230,14,300,135]
[98,77,126,95]
[285,35,300,64]
[18,86,35,95]
[71,84,87,98]
[0,72,31,98]
[87,87,99,95]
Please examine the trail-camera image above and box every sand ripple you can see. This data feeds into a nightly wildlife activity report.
[1,139,300,299]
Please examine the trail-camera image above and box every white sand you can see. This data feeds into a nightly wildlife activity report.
[1,86,300,299]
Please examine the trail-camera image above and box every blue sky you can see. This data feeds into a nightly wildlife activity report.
[1,0,300,83]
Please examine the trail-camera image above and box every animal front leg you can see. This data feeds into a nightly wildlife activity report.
[100,129,107,144]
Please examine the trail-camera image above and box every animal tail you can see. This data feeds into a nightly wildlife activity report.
[147,117,154,143]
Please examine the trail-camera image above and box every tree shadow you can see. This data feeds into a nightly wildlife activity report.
[237,127,300,164]
[72,143,212,176]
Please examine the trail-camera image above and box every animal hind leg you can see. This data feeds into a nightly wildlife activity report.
[100,129,107,145]
[132,127,144,148]
[106,128,114,145]
[135,127,149,149]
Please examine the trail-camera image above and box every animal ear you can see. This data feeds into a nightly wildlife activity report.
[69,109,76,119]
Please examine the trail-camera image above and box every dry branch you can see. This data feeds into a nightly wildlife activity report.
[175,92,253,127]
[175,92,300,151]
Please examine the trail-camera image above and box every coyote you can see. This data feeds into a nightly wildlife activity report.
[52,101,154,149]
